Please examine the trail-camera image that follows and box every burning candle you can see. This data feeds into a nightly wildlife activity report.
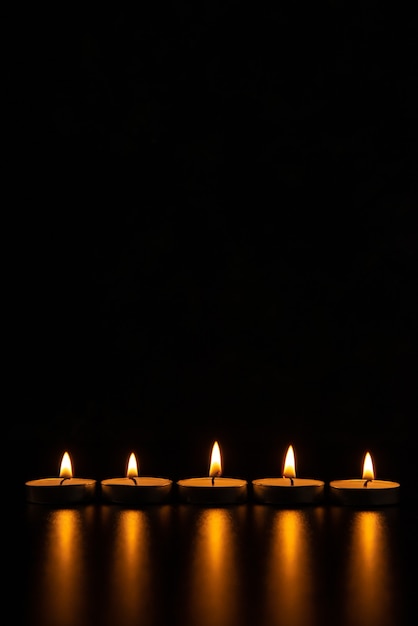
[329,451,400,506]
[177,441,247,504]
[252,444,325,505]
[25,451,97,504]
[100,452,173,504]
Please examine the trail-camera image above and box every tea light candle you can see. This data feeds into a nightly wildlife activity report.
[177,441,247,504]
[252,445,325,505]
[330,451,400,506]
[25,451,97,504]
[101,452,173,504]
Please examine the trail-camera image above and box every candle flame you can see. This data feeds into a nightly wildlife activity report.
[127,452,139,478]
[59,451,73,478]
[362,451,375,480]
[209,441,222,477]
[283,445,296,478]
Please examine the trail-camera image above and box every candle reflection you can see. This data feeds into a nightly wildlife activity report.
[344,511,399,626]
[258,508,317,626]
[30,508,88,626]
[105,509,153,626]
[186,508,243,626]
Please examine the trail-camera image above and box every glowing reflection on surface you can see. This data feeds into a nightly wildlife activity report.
[105,509,153,626]
[31,508,87,626]
[261,508,316,626]
[186,508,242,626]
[344,511,397,626]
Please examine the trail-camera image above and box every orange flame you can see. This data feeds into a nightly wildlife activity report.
[362,451,375,480]
[283,445,296,478]
[59,451,73,478]
[209,441,222,477]
[127,452,139,478]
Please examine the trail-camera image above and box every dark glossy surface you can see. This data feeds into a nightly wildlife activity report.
[22,501,418,626]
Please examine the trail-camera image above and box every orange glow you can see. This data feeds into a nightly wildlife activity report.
[209,441,222,477]
[34,509,85,625]
[283,445,296,478]
[59,451,73,478]
[345,510,395,626]
[127,452,139,478]
[362,452,375,480]
[187,508,240,626]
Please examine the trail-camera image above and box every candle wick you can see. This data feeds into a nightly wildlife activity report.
[211,472,221,485]
[363,479,372,487]
[59,477,70,485]
[284,476,294,486]
[129,477,138,485]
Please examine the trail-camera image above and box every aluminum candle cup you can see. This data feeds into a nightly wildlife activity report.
[25,477,97,504]
[252,477,325,504]
[100,453,173,504]
[101,477,173,504]
[329,479,400,506]
[329,451,400,506]
[25,451,96,504]
[177,440,248,504]
[252,444,325,505]
[177,476,248,504]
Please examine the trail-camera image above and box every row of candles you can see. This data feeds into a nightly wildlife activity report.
[25,442,400,507]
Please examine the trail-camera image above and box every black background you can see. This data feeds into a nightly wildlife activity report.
[5,4,417,496]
